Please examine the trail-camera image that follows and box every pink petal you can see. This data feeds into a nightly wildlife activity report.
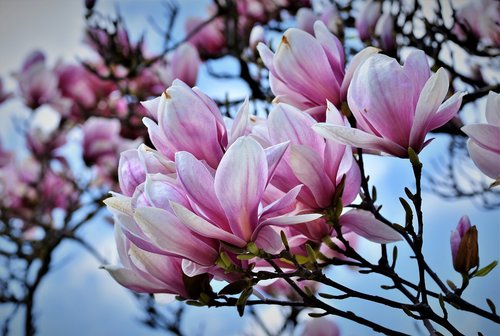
[402,50,430,99]
[269,103,325,153]
[466,139,500,179]
[340,47,380,101]
[290,145,333,208]
[409,68,450,149]
[253,225,283,253]
[102,265,168,293]
[215,137,268,241]
[228,97,250,146]
[462,124,500,154]
[260,184,302,220]
[313,123,407,157]
[485,91,500,127]
[134,207,218,266]
[170,202,246,247]
[274,28,339,106]
[340,210,401,243]
[175,151,229,229]
[427,92,464,131]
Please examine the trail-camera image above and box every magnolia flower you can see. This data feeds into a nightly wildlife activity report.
[355,0,382,41]
[453,0,500,46]
[103,211,199,298]
[313,51,464,157]
[118,144,176,197]
[141,80,227,168]
[461,91,500,185]
[168,43,201,87]
[186,16,226,57]
[167,137,322,253]
[266,103,400,244]
[450,215,479,274]
[82,117,122,167]
[258,21,378,120]
[16,51,60,109]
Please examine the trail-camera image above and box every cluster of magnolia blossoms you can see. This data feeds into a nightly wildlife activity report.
[103,17,467,299]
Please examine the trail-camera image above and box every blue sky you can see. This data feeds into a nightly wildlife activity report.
[0,1,498,335]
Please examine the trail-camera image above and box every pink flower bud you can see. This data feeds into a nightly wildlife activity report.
[450,216,479,274]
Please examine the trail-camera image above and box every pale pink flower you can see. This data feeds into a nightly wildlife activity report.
[258,22,378,120]
[141,80,228,168]
[267,103,401,243]
[82,117,121,167]
[103,220,195,298]
[461,91,500,183]
[168,137,321,252]
[313,51,464,157]
[16,51,60,109]
[453,0,500,46]
[186,16,226,57]
[355,0,382,41]
[167,43,201,87]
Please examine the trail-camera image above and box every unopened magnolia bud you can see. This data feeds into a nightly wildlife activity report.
[451,216,479,274]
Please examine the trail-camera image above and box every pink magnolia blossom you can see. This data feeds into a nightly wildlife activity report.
[82,117,122,167]
[296,5,342,36]
[313,51,464,157]
[453,0,500,46]
[461,91,500,184]
[102,212,197,298]
[355,0,382,41]
[118,144,176,197]
[257,21,378,120]
[168,136,322,252]
[265,103,401,244]
[186,16,226,57]
[141,80,229,168]
[165,43,201,87]
[16,51,60,109]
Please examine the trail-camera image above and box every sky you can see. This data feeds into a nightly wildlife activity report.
[0,0,498,335]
